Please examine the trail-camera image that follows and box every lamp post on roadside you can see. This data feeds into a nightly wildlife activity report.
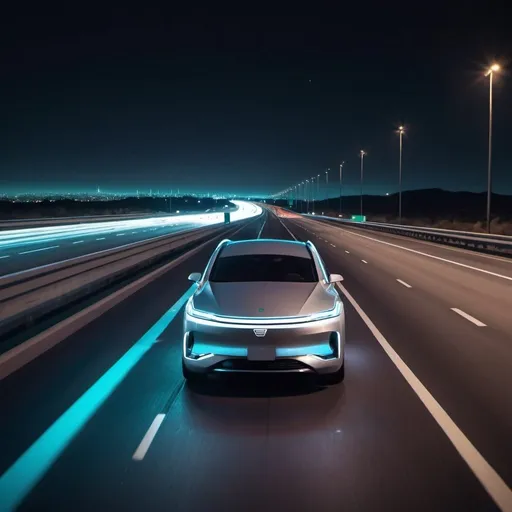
[398,126,405,224]
[339,162,344,216]
[317,174,320,211]
[305,179,310,213]
[485,63,500,233]
[311,176,315,213]
[359,150,366,217]
[325,169,329,209]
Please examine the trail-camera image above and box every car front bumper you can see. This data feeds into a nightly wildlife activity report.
[183,311,345,375]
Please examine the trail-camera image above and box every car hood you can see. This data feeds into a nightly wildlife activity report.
[193,282,336,318]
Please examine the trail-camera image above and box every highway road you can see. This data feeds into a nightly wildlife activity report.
[0,207,245,277]
[0,208,511,511]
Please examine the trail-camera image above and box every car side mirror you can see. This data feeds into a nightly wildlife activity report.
[329,273,343,283]
[188,272,202,283]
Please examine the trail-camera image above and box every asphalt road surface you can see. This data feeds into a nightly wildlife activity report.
[0,219,208,277]
[0,209,510,511]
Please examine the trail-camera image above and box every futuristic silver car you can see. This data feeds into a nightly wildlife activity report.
[182,238,345,384]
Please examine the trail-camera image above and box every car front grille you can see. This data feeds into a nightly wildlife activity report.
[214,359,312,372]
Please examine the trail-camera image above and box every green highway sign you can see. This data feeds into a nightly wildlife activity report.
[351,215,366,222]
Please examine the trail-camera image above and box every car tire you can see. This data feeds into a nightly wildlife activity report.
[318,362,345,385]
[182,362,205,385]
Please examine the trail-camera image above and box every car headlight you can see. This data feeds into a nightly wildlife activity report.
[186,298,216,321]
[306,300,341,322]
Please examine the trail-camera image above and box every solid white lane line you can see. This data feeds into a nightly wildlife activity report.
[96,237,106,241]
[72,240,84,244]
[451,308,487,327]
[19,245,59,255]
[361,259,368,264]
[345,250,350,254]
[338,228,512,282]
[132,414,166,461]
[257,217,267,239]
[336,283,512,511]
[397,279,412,288]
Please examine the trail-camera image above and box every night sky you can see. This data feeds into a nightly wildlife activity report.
[1,5,511,196]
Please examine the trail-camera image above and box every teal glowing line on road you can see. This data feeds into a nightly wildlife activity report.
[0,284,196,512]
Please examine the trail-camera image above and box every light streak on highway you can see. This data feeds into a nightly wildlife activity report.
[0,201,261,251]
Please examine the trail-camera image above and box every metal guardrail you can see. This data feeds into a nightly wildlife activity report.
[306,215,512,257]
[0,214,258,339]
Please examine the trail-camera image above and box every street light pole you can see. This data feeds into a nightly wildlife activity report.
[360,150,366,217]
[306,180,309,213]
[485,63,500,233]
[311,177,315,213]
[325,169,329,210]
[317,174,320,203]
[398,126,405,224]
[339,162,343,216]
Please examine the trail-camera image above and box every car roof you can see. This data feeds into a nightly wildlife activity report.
[219,239,312,258]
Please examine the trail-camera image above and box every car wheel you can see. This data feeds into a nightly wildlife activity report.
[318,362,345,385]
[182,362,205,385]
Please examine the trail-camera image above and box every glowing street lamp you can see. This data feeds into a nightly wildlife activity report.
[484,63,500,233]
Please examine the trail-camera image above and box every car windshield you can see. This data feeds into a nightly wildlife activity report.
[209,254,318,283]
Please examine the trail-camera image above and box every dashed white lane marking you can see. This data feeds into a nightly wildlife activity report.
[257,217,267,239]
[96,237,106,241]
[451,308,487,327]
[0,255,10,259]
[116,233,126,236]
[132,414,166,461]
[19,246,59,255]
[330,243,336,247]
[345,250,350,254]
[397,279,412,288]
[336,283,512,511]
[72,240,84,244]
[361,259,368,264]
